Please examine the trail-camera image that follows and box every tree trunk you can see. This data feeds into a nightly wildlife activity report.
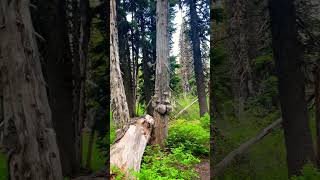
[110,0,131,131]
[150,0,171,145]
[117,2,136,117]
[268,0,315,176]
[141,17,154,116]
[315,63,320,166]
[189,0,208,117]
[32,0,80,175]
[110,115,154,176]
[179,19,194,98]
[0,0,63,179]
[224,0,253,117]
[66,0,91,172]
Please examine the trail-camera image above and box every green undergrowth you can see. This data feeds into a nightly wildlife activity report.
[291,163,320,180]
[82,132,106,172]
[135,145,200,180]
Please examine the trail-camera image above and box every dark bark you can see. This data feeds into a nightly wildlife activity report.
[141,17,154,116]
[268,0,315,176]
[189,0,208,117]
[0,0,63,179]
[315,63,320,166]
[32,0,79,176]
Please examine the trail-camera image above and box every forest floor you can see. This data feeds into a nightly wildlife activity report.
[195,159,210,180]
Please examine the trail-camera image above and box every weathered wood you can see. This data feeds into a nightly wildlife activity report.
[110,115,154,176]
[151,0,171,145]
[110,0,130,131]
[213,118,282,177]
[174,98,198,119]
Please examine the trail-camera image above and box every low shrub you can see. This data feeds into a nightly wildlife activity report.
[135,145,200,180]
[167,119,210,156]
[291,163,320,180]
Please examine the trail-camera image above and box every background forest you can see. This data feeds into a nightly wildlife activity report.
[211,0,320,179]
[110,0,210,179]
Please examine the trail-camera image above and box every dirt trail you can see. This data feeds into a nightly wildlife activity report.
[195,159,210,180]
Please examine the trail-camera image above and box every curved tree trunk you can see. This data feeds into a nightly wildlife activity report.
[110,0,130,131]
[0,0,63,179]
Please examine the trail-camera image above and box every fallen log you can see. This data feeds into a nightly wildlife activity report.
[213,118,282,177]
[110,115,154,178]
[174,98,198,119]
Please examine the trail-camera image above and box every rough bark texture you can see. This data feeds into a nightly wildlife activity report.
[189,0,208,117]
[110,115,154,176]
[179,19,194,97]
[150,0,172,145]
[110,0,130,131]
[32,0,78,175]
[225,0,253,117]
[269,0,315,176]
[0,0,63,179]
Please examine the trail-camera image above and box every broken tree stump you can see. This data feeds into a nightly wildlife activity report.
[110,115,154,177]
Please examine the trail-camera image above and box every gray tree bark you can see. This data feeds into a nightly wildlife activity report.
[225,0,253,117]
[110,0,130,131]
[0,0,63,179]
[150,0,172,145]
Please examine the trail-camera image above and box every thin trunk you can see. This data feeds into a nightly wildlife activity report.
[269,0,315,176]
[315,63,320,166]
[150,0,171,145]
[78,0,91,167]
[117,2,135,117]
[225,0,252,117]
[141,18,154,115]
[189,0,208,117]
[0,0,63,179]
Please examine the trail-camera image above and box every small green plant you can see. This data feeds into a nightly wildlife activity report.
[291,163,320,180]
[111,165,126,180]
[135,145,200,180]
[200,113,210,131]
